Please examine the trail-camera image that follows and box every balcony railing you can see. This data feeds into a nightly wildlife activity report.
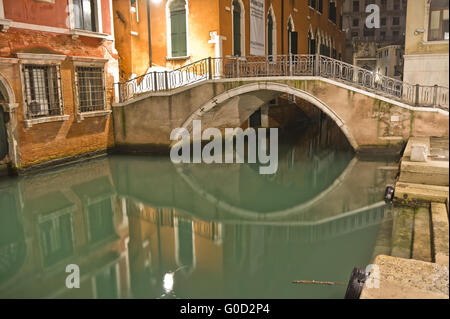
[116,54,449,111]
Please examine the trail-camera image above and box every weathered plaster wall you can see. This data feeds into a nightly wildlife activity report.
[0,30,118,168]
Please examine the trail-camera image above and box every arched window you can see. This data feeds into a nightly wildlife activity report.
[308,28,316,55]
[287,16,297,54]
[232,0,245,56]
[168,0,187,58]
[267,6,276,56]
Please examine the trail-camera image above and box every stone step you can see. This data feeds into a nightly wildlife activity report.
[371,213,393,262]
[412,207,432,262]
[391,206,414,259]
[394,182,449,204]
[360,255,449,299]
[431,203,449,266]
[399,160,449,186]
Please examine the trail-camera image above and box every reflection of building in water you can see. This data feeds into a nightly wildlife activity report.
[125,197,390,298]
[0,160,130,299]
[127,201,223,298]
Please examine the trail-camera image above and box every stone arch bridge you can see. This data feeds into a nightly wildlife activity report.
[112,55,449,152]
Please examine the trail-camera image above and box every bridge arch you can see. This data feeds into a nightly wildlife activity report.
[179,82,359,150]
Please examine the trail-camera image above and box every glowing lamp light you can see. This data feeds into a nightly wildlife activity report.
[163,273,174,293]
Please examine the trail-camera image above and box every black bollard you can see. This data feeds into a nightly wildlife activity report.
[384,185,395,203]
[344,267,367,299]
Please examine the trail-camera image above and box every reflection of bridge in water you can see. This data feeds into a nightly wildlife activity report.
[127,198,390,244]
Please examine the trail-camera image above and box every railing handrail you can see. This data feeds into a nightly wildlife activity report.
[116,54,449,111]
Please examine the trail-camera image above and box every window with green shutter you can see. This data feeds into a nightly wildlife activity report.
[170,0,187,57]
[233,0,241,56]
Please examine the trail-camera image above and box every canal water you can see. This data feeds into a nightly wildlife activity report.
[0,117,397,299]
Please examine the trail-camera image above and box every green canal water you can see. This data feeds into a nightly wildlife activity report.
[0,118,397,299]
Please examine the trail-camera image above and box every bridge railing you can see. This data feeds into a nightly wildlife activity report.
[116,55,449,111]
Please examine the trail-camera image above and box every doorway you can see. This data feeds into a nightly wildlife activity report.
[0,90,8,163]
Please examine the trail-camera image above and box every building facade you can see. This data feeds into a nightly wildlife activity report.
[342,0,407,71]
[375,44,403,78]
[0,0,119,171]
[113,0,346,81]
[403,0,449,87]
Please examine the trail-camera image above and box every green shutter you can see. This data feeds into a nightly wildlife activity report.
[233,6,241,56]
[171,10,187,57]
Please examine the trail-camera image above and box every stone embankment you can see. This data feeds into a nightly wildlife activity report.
[362,137,449,299]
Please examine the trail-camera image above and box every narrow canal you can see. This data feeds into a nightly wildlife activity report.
[0,114,398,299]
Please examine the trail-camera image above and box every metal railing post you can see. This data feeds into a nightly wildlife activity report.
[433,84,438,107]
[164,71,169,90]
[208,57,212,80]
[415,84,420,106]
[289,53,293,76]
[153,72,157,92]
[236,58,240,78]
[315,53,320,76]
[117,83,122,103]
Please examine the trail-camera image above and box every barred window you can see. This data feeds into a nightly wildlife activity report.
[23,65,63,119]
[75,66,106,113]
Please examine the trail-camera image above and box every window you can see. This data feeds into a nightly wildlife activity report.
[39,213,74,267]
[353,1,359,12]
[232,0,243,56]
[309,0,317,9]
[392,17,400,25]
[328,1,336,23]
[169,0,187,57]
[428,0,449,41]
[363,26,375,36]
[268,12,274,56]
[23,65,63,119]
[394,0,400,10]
[73,0,97,32]
[318,0,323,13]
[75,66,106,113]
[130,0,139,23]
[353,18,359,27]
[380,17,386,26]
[95,265,118,299]
[380,31,386,40]
[393,30,399,38]
[308,31,316,54]
[381,0,387,7]
[351,31,359,38]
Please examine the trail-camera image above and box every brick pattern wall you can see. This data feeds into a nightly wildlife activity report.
[0,29,118,168]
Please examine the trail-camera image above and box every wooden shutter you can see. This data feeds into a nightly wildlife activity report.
[171,10,187,57]
[233,6,241,56]
[291,32,298,54]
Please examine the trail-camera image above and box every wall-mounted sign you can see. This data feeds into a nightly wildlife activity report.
[250,0,265,56]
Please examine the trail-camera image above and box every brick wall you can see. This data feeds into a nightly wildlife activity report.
[0,28,118,168]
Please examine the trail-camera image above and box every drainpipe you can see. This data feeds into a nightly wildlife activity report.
[147,0,152,67]
[281,0,284,55]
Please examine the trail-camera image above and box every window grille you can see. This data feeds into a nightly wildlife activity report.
[75,66,106,113]
[23,64,63,119]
